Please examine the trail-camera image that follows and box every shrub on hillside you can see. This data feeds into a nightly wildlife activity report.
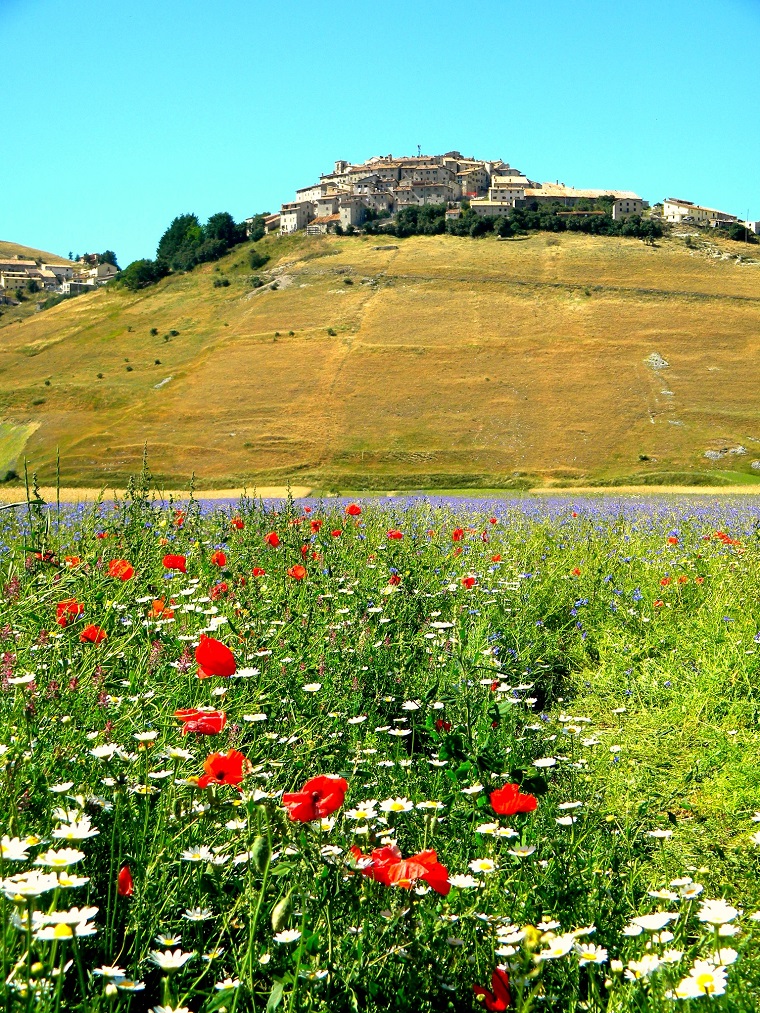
[249,248,270,270]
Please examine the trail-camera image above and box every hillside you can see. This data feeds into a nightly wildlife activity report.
[1,230,760,490]
[0,239,74,265]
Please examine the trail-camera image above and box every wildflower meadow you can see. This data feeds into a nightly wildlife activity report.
[2,483,760,1012]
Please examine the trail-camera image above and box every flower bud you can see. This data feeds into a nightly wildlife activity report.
[271,890,294,932]
[252,835,271,874]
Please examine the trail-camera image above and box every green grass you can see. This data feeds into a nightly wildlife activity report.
[1,485,760,1011]
[0,421,38,479]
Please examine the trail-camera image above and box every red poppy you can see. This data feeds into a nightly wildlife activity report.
[150,599,174,619]
[108,559,134,581]
[489,517,498,525]
[491,554,502,562]
[571,511,578,518]
[162,554,187,572]
[387,529,403,540]
[195,634,236,679]
[677,575,688,584]
[461,576,476,589]
[210,581,229,601]
[473,968,510,1011]
[264,532,280,548]
[174,708,227,735]
[571,567,581,576]
[56,598,84,627]
[667,536,679,545]
[300,544,309,558]
[351,843,450,896]
[287,564,307,580]
[388,574,401,586]
[173,510,186,528]
[453,547,463,556]
[695,576,705,585]
[490,782,538,815]
[345,503,362,516]
[653,599,664,607]
[231,517,244,530]
[331,529,342,537]
[303,506,312,513]
[310,519,323,533]
[251,567,266,577]
[210,550,226,567]
[197,749,249,788]
[96,531,108,539]
[660,577,671,586]
[80,624,107,645]
[117,865,134,898]
[435,718,452,732]
[452,528,464,541]
[282,775,348,822]
[64,556,81,568]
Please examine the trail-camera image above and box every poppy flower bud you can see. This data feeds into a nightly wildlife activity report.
[252,835,271,874]
[117,865,134,897]
[271,890,294,932]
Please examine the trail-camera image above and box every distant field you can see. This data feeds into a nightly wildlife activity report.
[1,231,759,489]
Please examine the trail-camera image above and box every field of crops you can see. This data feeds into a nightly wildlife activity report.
[1,487,760,1012]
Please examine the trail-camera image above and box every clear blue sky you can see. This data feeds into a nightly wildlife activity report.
[3,0,759,266]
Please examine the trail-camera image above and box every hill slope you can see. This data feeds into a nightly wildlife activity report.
[1,231,759,489]
[0,239,74,265]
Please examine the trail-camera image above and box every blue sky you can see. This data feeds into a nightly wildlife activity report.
[3,0,759,266]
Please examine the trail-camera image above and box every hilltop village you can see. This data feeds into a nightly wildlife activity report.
[255,150,759,238]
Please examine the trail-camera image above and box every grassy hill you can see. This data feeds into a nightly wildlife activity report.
[1,230,759,490]
[0,239,73,265]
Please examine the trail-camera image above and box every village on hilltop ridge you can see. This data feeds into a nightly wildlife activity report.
[2,151,758,307]
[249,150,759,239]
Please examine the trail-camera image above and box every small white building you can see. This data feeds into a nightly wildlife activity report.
[280,201,314,234]
[42,263,73,281]
[469,198,517,218]
[661,198,737,227]
[339,197,367,230]
[0,271,31,290]
[88,263,119,283]
[263,213,281,234]
[306,213,341,235]
[611,197,648,220]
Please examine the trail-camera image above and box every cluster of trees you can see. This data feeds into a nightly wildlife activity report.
[120,212,249,291]
[362,198,662,242]
[67,251,119,266]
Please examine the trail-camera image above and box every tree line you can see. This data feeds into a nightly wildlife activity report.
[120,212,251,291]
[364,198,663,242]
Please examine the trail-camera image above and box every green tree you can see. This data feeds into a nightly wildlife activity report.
[120,259,168,291]
[205,212,245,248]
[98,250,120,268]
[156,214,202,269]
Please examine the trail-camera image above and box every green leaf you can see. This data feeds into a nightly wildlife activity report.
[266,980,285,1011]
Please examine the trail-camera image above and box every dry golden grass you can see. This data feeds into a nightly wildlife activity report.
[1,231,759,489]
[0,240,73,265]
